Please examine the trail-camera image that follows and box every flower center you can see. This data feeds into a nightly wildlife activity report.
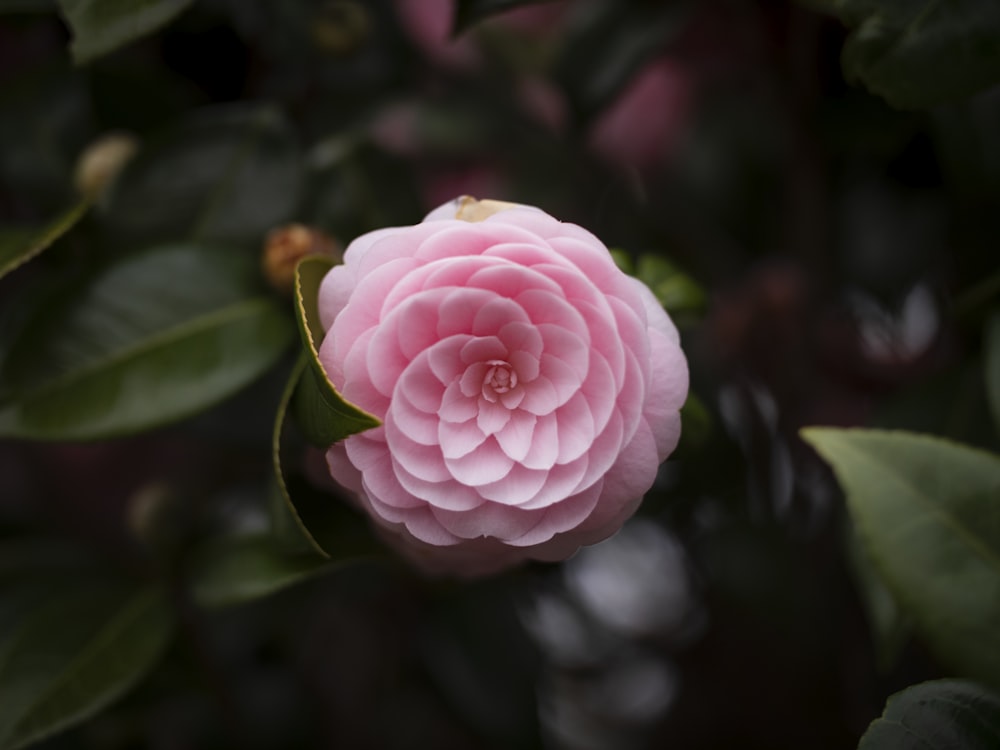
[483,359,518,395]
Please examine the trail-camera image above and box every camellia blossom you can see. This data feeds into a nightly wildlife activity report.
[317,197,688,575]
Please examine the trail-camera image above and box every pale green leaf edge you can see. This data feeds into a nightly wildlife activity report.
[0,200,89,281]
[292,255,381,433]
[272,355,331,559]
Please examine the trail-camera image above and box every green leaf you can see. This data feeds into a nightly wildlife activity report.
[986,311,1000,433]
[188,533,334,608]
[799,0,1000,109]
[271,356,383,560]
[103,105,302,245]
[635,255,707,315]
[0,200,89,281]
[452,0,557,34]
[858,680,1000,750]
[0,243,294,440]
[57,0,196,64]
[801,428,1000,689]
[0,584,173,750]
[292,255,380,447]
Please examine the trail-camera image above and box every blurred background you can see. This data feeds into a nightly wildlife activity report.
[1,0,998,748]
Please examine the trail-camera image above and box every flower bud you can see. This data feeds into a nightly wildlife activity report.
[262,223,341,293]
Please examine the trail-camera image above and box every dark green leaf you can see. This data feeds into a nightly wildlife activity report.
[188,533,334,608]
[858,680,1000,750]
[292,255,381,447]
[799,0,1000,109]
[0,243,294,440]
[103,105,302,245]
[0,200,89,281]
[57,0,196,64]
[801,428,1000,689]
[0,584,173,750]
[986,311,1000,433]
[452,0,557,35]
[271,356,384,560]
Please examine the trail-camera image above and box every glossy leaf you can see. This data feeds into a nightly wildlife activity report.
[189,533,334,608]
[452,0,556,34]
[799,0,1000,109]
[802,428,1000,688]
[987,311,1000,433]
[292,255,380,447]
[271,356,383,560]
[858,680,1000,750]
[103,106,301,245]
[0,243,294,440]
[0,200,89,281]
[0,584,173,750]
[57,0,196,64]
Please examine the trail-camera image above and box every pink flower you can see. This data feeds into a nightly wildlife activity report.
[317,198,688,575]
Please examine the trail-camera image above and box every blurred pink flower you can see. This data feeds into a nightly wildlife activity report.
[317,198,688,575]
[588,58,693,171]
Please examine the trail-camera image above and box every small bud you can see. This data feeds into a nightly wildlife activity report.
[262,223,341,293]
[74,132,139,199]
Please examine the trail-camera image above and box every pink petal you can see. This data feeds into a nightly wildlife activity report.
[477,398,511,435]
[476,463,548,505]
[580,350,616,435]
[397,357,446,413]
[498,321,544,361]
[439,380,480,423]
[467,262,563,299]
[439,416,488,459]
[519,375,559,416]
[538,323,590,373]
[460,362,490,398]
[539,353,584,404]
[325,443,364,495]
[645,328,688,460]
[472,297,531,336]
[414,224,499,262]
[521,412,559,470]
[384,423,450,483]
[387,389,439,445]
[358,451,424,509]
[555,392,596,463]
[431,501,543,541]
[494,409,536,461]
[506,482,604,547]
[515,455,591,510]
[436,287,499,337]
[427,335,474,384]
[393,290,450,359]
[445,438,515,485]
[546,235,622,292]
[460,336,507,364]
[392,462,486,511]
[499,387,526,409]
[515,289,589,339]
